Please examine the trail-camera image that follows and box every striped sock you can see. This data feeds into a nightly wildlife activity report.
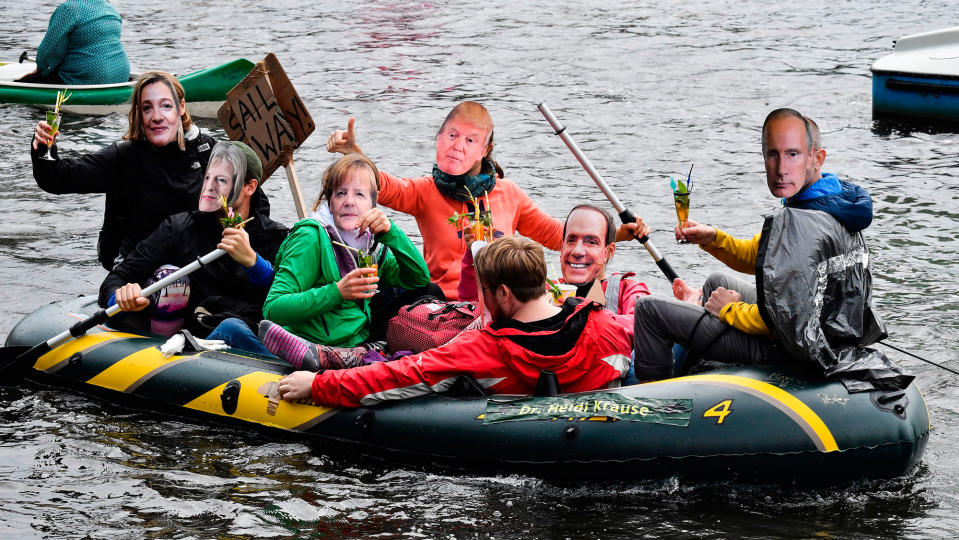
[258,320,320,371]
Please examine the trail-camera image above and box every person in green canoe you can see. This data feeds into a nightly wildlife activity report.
[16,0,130,85]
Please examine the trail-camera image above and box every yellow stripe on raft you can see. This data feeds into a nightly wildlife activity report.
[35,331,141,372]
[86,346,188,392]
[183,372,334,431]
[652,373,839,452]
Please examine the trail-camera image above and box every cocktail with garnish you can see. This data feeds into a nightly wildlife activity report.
[671,165,693,244]
[39,90,70,161]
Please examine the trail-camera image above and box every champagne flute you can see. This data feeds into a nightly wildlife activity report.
[39,110,60,161]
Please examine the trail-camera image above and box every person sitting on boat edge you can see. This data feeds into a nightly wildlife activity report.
[325,101,564,300]
[633,108,912,392]
[16,0,130,85]
[257,153,436,370]
[275,236,632,408]
[458,204,652,339]
[31,71,270,271]
[98,141,288,349]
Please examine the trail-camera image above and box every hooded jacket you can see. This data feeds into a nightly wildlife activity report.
[98,208,288,333]
[700,173,874,335]
[307,299,631,408]
[756,207,912,392]
[262,209,431,347]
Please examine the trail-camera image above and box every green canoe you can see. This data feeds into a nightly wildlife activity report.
[0,58,254,117]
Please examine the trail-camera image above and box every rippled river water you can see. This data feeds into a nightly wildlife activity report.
[2,0,958,537]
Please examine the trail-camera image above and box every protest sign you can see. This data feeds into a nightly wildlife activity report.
[218,53,314,217]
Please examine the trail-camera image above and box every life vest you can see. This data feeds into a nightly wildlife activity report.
[603,272,636,315]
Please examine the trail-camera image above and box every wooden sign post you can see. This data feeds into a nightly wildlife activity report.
[217,53,315,219]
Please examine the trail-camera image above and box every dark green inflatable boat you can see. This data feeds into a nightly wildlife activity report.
[3,296,930,482]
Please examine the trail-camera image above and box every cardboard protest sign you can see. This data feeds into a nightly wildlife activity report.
[217,53,315,182]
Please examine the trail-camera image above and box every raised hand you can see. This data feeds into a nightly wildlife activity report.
[326,117,362,155]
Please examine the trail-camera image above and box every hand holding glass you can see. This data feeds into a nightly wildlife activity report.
[39,111,60,161]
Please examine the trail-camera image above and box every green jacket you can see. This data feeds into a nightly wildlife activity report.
[263,219,430,346]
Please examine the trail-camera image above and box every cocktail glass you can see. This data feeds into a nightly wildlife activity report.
[472,221,487,243]
[553,283,577,306]
[673,190,690,244]
[39,110,60,161]
[358,252,378,294]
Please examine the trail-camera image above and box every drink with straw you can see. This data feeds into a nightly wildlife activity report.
[674,189,690,243]
[670,165,693,244]
[40,90,70,161]
[357,251,378,294]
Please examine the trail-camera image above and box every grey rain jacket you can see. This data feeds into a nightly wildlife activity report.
[756,206,912,392]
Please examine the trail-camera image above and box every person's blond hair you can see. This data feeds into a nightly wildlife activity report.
[312,153,381,211]
[475,236,547,302]
[124,71,192,151]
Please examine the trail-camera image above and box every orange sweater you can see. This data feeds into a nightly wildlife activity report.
[379,171,563,299]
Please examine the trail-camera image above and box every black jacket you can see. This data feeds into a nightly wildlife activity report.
[31,130,271,270]
[98,210,288,332]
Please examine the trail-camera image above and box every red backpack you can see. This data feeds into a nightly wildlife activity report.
[386,297,480,353]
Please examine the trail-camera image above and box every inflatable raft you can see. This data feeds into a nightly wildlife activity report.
[0,58,254,118]
[872,27,959,123]
[3,296,930,482]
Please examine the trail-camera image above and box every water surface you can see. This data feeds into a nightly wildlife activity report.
[1,0,957,537]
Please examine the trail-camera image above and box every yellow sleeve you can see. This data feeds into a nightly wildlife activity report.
[719,302,772,336]
[700,230,761,274]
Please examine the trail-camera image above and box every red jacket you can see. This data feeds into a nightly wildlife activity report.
[458,256,649,340]
[310,300,631,407]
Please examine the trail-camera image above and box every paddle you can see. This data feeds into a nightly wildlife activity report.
[537,102,680,283]
[19,51,35,64]
[0,248,227,375]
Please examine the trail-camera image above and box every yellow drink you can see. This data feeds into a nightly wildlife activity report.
[45,111,60,148]
[673,191,690,243]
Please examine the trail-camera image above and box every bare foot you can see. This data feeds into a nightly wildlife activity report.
[672,278,703,305]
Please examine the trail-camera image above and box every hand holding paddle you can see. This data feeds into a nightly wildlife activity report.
[326,117,363,155]
[114,283,150,312]
[538,102,680,283]
[5,248,228,372]
[615,216,650,242]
